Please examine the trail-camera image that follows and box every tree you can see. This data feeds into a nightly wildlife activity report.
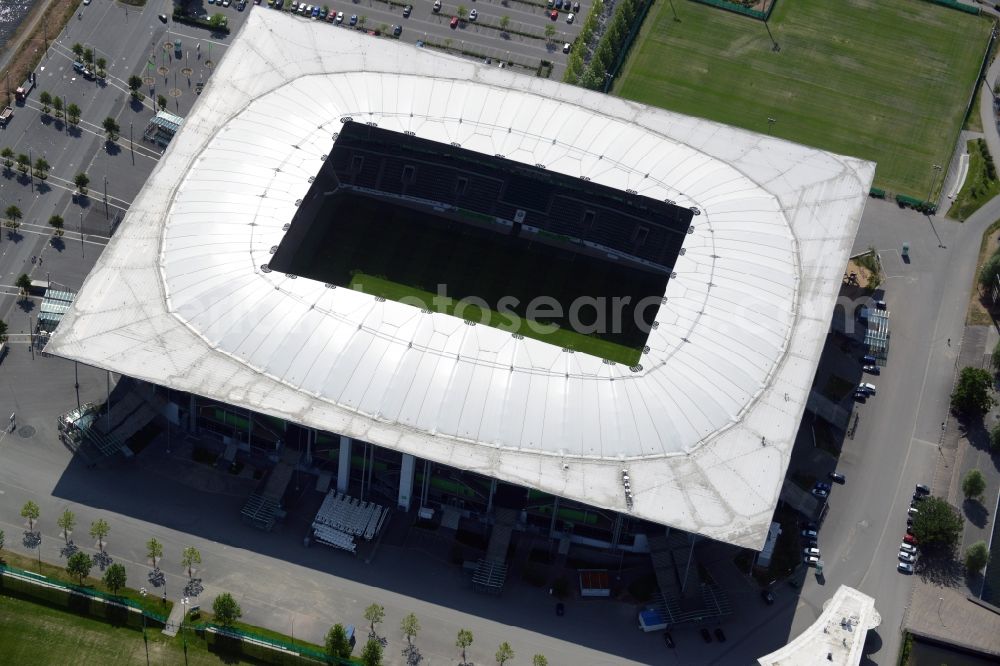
[15,273,32,299]
[103,563,127,595]
[499,15,510,32]
[72,43,83,58]
[456,629,473,663]
[5,205,22,230]
[0,320,7,342]
[533,656,548,666]
[157,94,167,111]
[20,501,39,531]
[0,529,4,554]
[982,252,1000,290]
[966,541,990,572]
[90,519,110,552]
[128,75,142,92]
[495,641,514,665]
[57,509,76,543]
[400,612,419,646]
[95,57,107,76]
[992,424,1000,452]
[209,13,227,29]
[360,638,383,666]
[49,214,65,237]
[0,147,12,168]
[457,5,468,19]
[326,623,353,660]
[34,157,50,179]
[950,367,995,417]
[911,496,963,549]
[52,96,63,118]
[963,469,986,501]
[212,592,242,626]
[147,538,163,566]
[83,48,94,65]
[359,15,367,28]
[102,117,120,141]
[39,91,52,114]
[67,103,81,126]
[74,171,90,193]
[182,546,201,578]
[66,551,92,584]
[364,603,385,635]
[15,153,29,174]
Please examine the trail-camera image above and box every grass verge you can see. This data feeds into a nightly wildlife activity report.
[967,218,1000,325]
[965,81,985,133]
[348,272,644,365]
[616,0,991,198]
[948,139,999,221]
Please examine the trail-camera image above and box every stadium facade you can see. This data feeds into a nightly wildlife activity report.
[48,11,874,551]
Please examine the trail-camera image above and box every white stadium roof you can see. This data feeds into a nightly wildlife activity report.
[49,10,873,549]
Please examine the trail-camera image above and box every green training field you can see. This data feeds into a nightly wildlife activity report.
[616,0,992,198]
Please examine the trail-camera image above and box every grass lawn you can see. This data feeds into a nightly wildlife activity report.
[948,139,999,220]
[616,0,991,198]
[348,272,644,365]
[0,593,249,665]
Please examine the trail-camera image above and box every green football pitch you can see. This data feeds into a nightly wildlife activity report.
[616,0,992,198]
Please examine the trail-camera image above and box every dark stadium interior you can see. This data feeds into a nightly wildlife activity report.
[271,122,694,353]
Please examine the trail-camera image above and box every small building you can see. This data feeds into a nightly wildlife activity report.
[143,111,184,147]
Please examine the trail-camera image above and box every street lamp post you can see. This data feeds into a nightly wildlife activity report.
[103,175,109,220]
[181,597,190,666]
[79,210,84,258]
[130,121,134,165]
[667,0,679,21]
[764,19,779,52]
[925,163,942,211]
[139,587,150,666]
[767,116,776,134]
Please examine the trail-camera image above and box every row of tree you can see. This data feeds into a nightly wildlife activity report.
[0,148,51,180]
[565,0,647,89]
[70,43,108,78]
[322,603,548,666]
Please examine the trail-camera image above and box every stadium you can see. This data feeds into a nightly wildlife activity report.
[48,10,874,556]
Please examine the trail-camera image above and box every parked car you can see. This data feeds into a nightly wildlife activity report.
[573,1,580,9]
[714,628,726,643]
[904,533,918,545]
[858,382,876,396]
[403,4,412,16]
[433,0,442,11]
[912,492,925,502]
[469,8,478,20]
[319,7,328,18]
[238,0,247,10]
[898,562,914,574]
[566,12,574,22]
[898,551,915,563]
[563,42,571,53]
[550,9,558,19]
[908,506,919,516]
[900,542,917,554]
[663,631,675,648]
[392,24,402,35]
[158,13,168,21]
[811,486,829,499]
[915,483,930,495]
[828,472,846,484]
[349,13,357,24]
[700,628,712,643]
[803,554,820,566]
[863,364,880,375]
[862,354,877,365]
[761,589,775,605]
[336,10,344,22]
[556,0,563,8]
[803,547,820,557]
[311,6,320,17]
[801,529,818,539]
[450,15,459,27]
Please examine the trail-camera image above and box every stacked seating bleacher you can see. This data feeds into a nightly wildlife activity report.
[310,492,389,553]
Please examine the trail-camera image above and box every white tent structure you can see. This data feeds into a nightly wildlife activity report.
[48,10,874,549]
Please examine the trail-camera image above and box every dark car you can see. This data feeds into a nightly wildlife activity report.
[700,628,712,643]
[862,354,877,365]
[714,628,726,643]
[573,1,580,10]
[761,589,775,605]
[555,602,564,616]
[392,24,402,36]
[663,631,675,648]
[158,13,168,22]
[403,4,411,16]
[828,472,846,484]
[915,483,930,495]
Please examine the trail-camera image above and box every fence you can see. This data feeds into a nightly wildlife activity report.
[198,623,350,665]
[688,0,777,21]
[920,0,980,15]
[0,564,167,630]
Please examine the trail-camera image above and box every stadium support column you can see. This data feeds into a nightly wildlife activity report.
[398,454,416,511]
[549,496,561,539]
[486,478,497,515]
[337,436,352,494]
[188,394,198,434]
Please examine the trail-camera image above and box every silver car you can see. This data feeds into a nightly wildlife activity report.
[897,561,914,574]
